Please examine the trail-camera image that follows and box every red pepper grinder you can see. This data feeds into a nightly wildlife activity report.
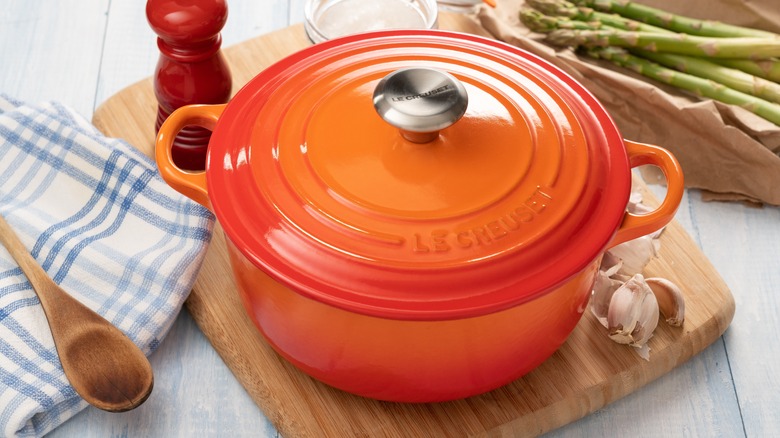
[147,0,232,171]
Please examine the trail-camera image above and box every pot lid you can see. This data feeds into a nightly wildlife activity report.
[207,30,631,320]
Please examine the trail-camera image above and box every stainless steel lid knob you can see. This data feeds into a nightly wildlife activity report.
[373,67,468,143]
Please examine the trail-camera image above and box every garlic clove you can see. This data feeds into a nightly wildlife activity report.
[608,235,660,277]
[646,277,685,326]
[600,252,623,277]
[628,190,644,208]
[607,274,659,360]
[627,191,654,215]
[591,270,625,328]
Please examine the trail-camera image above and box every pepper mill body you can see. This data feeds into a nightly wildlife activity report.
[147,0,232,171]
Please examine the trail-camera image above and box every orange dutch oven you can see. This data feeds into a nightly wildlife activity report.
[155,30,684,402]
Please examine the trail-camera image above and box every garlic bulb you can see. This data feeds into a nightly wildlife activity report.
[607,274,659,360]
[590,188,686,360]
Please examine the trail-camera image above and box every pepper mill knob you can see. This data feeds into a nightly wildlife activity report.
[147,0,232,170]
[373,68,468,143]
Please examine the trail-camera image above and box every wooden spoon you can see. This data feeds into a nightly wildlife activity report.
[0,214,153,412]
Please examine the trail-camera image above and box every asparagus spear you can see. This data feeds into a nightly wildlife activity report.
[527,0,671,33]
[712,59,780,83]
[546,29,780,59]
[633,50,780,104]
[520,8,600,32]
[570,0,780,39]
[586,47,780,125]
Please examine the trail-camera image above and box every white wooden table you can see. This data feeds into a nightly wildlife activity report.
[1,1,778,436]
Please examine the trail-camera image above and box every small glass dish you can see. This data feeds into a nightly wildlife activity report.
[304,0,439,44]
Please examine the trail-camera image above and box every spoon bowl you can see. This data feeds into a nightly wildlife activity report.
[0,214,154,412]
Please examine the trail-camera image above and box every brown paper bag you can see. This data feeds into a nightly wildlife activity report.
[476,0,780,205]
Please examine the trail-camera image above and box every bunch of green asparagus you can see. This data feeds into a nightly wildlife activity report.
[519,0,780,125]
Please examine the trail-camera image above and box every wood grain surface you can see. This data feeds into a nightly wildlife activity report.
[91,13,735,437]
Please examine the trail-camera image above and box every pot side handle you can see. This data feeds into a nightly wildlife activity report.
[155,104,225,210]
[608,139,685,248]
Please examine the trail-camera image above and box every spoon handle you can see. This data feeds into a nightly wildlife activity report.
[0,214,49,287]
[0,213,154,412]
[0,213,100,339]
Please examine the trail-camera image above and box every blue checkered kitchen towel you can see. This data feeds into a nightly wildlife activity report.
[0,94,214,437]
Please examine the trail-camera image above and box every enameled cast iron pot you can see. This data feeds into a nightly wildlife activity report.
[155,30,684,403]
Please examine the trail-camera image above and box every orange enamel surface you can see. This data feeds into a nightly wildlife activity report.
[266,45,591,268]
[609,140,685,247]
[155,103,224,209]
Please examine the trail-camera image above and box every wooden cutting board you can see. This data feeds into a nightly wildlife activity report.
[93,13,735,437]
